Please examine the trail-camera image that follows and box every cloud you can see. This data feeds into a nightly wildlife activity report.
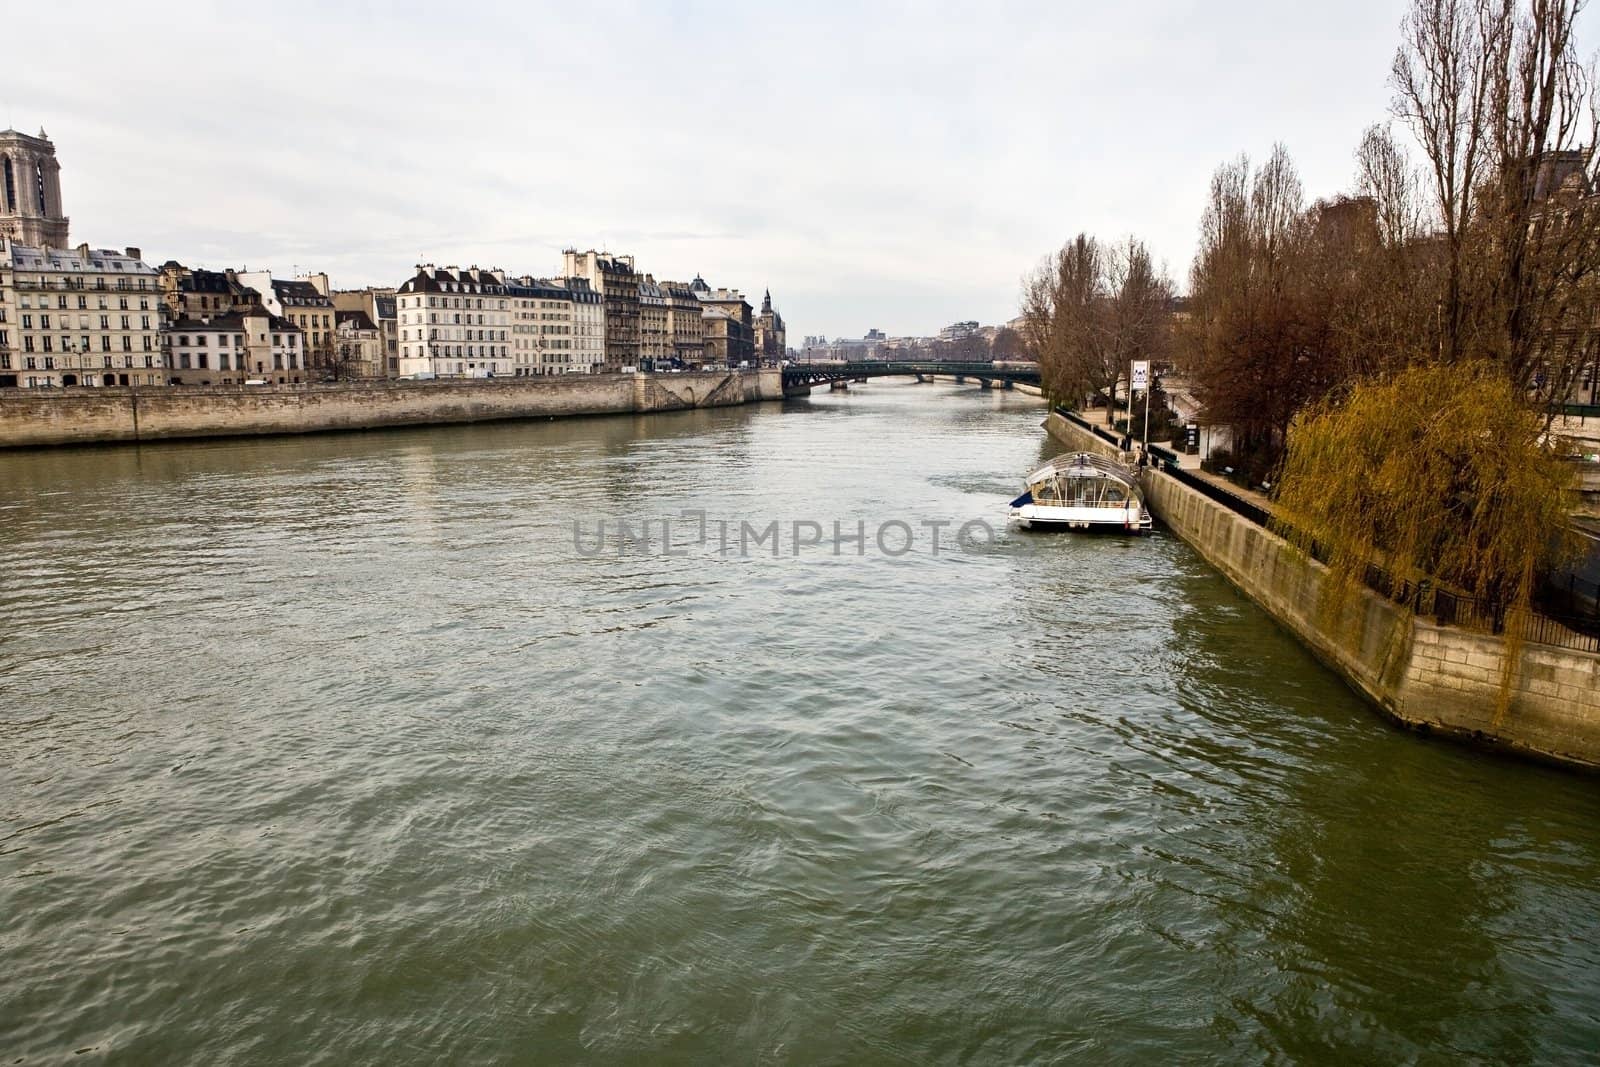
[15,0,1580,339]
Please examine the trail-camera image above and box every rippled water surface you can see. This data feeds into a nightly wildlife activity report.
[3,380,1598,1063]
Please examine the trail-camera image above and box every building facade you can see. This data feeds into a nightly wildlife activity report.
[165,309,305,385]
[332,287,399,377]
[158,263,262,320]
[563,250,639,368]
[660,280,705,366]
[754,289,786,361]
[395,265,512,378]
[507,276,579,376]
[696,281,755,366]
[0,238,165,388]
[236,271,338,376]
[638,276,669,368]
[0,128,69,248]
[333,310,383,379]
[564,277,606,373]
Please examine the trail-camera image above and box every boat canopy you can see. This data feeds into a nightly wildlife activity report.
[1024,452,1139,489]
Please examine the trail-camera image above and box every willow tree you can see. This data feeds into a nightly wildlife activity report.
[1273,361,1576,631]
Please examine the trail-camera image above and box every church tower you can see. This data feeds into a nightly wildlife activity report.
[0,127,69,248]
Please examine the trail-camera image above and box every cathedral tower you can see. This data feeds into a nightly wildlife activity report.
[0,127,69,248]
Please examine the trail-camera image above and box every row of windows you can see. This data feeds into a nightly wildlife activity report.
[399,345,509,359]
[16,335,152,353]
[400,329,508,342]
[18,313,151,330]
[1,354,158,370]
[14,294,150,311]
[173,334,297,348]
[402,295,508,311]
[8,275,151,291]
[174,352,300,371]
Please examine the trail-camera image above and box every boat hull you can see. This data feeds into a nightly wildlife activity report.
[1010,503,1152,533]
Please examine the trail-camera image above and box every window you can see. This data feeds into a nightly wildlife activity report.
[39,314,49,329]
[122,337,132,352]
[101,337,111,352]
[144,355,153,368]
[25,356,35,369]
[43,355,54,368]
[80,336,88,352]
[42,337,52,353]
[21,314,31,329]
[0,354,8,370]
[142,337,152,352]
[58,295,67,309]
[99,315,109,330]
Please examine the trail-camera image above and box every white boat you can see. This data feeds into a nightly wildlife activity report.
[1009,452,1153,533]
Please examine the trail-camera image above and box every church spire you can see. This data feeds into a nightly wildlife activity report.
[761,289,772,314]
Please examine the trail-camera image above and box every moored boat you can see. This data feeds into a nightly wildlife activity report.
[1009,452,1152,533]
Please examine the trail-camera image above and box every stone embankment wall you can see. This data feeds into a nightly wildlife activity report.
[1048,412,1600,770]
[0,370,783,448]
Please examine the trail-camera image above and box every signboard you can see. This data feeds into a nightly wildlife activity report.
[1130,360,1149,392]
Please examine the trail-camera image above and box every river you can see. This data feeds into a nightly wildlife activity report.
[2,378,1597,1063]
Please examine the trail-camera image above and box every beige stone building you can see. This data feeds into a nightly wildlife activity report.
[333,310,384,379]
[507,277,579,376]
[0,238,165,388]
[395,265,512,378]
[158,263,263,319]
[332,288,399,376]
[236,271,338,376]
[0,128,68,248]
[564,277,606,373]
[755,289,786,361]
[563,250,639,368]
[165,309,305,385]
[638,275,669,368]
[695,278,755,366]
[660,280,706,367]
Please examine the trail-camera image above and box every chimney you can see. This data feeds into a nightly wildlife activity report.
[125,247,141,261]
[77,243,91,259]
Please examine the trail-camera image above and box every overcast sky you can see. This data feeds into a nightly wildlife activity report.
[7,1,1593,340]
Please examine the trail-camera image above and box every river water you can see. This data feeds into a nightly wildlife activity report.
[2,379,1597,1063]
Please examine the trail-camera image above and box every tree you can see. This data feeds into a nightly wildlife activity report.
[1392,0,1600,409]
[1274,361,1576,632]
[990,326,1025,360]
[1021,233,1171,421]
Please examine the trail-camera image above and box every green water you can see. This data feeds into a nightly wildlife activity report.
[2,379,1596,1063]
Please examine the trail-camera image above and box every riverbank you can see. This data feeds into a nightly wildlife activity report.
[0,369,784,448]
[1047,410,1600,771]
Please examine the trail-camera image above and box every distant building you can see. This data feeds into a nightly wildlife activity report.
[562,277,606,373]
[395,265,512,378]
[660,279,706,367]
[332,287,399,376]
[158,263,263,320]
[696,279,754,366]
[235,271,338,375]
[333,309,384,378]
[0,128,69,248]
[755,289,786,361]
[0,238,164,388]
[939,320,979,342]
[166,309,305,385]
[638,275,669,368]
[563,250,639,367]
[506,276,580,376]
